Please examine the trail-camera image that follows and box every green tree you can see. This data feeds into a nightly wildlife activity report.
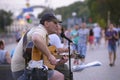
[0,10,13,32]
[87,0,120,28]
[54,1,90,21]
[38,1,90,23]
[107,0,120,24]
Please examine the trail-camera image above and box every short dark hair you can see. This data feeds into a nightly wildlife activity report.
[0,40,4,46]
[40,13,60,25]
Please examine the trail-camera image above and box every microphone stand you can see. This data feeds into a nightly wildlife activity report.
[61,33,73,80]
[68,40,73,80]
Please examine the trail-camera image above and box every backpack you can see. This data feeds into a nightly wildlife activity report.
[18,67,48,80]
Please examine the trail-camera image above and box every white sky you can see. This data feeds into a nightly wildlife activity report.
[0,0,84,17]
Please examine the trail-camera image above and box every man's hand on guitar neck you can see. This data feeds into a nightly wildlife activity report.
[57,48,68,54]
[56,55,68,66]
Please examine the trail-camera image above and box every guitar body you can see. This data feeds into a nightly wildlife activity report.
[32,46,58,69]
[28,44,71,69]
[32,46,43,61]
[43,46,57,69]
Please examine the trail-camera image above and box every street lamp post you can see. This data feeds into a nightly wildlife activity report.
[72,12,77,26]
[107,11,110,26]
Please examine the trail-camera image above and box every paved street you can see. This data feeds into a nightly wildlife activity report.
[72,38,120,80]
[6,38,120,80]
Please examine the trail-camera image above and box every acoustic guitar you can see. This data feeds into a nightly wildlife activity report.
[32,45,76,69]
[32,45,62,69]
[42,46,79,69]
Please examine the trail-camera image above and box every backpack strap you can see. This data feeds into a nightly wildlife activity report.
[22,31,43,67]
[23,31,33,67]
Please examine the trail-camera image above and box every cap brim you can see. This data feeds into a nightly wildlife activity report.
[52,19,62,23]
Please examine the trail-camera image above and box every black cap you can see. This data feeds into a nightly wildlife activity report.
[40,13,61,25]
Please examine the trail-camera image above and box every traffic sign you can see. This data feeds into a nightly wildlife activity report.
[23,7,33,12]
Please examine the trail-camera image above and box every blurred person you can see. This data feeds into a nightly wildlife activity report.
[10,31,22,58]
[71,24,79,52]
[113,25,120,46]
[105,23,119,67]
[77,22,89,65]
[0,39,11,64]
[15,30,21,42]
[49,24,70,80]
[11,13,68,80]
[118,25,120,46]
[64,27,72,46]
[10,37,21,58]
[104,27,109,46]
[49,25,68,53]
[88,27,94,50]
[65,28,72,39]
[70,24,79,65]
[93,23,102,46]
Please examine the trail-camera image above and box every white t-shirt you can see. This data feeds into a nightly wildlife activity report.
[78,28,89,44]
[11,24,48,72]
[49,34,74,54]
[93,26,101,37]
[49,34,63,48]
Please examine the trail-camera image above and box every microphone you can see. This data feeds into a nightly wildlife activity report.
[60,33,73,43]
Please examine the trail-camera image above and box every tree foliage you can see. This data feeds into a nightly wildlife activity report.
[87,0,120,28]
[54,1,90,21]
[38,1,90,22]
[0,10,13,32]
[38,0,120,28]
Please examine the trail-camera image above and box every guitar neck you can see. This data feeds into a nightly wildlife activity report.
[56,53,75,59]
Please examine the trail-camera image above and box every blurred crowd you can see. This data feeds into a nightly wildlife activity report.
[0,22,120,65]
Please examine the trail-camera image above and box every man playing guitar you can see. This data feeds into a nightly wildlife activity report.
[11,13,68,80]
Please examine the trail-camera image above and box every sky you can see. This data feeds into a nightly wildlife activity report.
[0,0,84,17]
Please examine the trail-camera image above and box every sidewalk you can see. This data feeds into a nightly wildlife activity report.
[71,38,120,80]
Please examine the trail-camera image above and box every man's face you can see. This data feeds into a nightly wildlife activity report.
[74,25,79,30]
[45,20,58,34]
[81,23,86,29]
[109,24,114,30]
[57,25,62,34]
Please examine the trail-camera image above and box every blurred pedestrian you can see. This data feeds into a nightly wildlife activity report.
[104,27,109,46]
[0,39,11,64]
[77,22,89,65]
[10,37,21,58]
[88,27,94,50]
[49,24,69,80]
[93,23,102,47]
[15,30,21,42]
[64,27,72,46]
[105,23,119,67]
[70,24,79,65]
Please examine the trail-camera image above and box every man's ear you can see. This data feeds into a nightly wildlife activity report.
[44,21,49,27]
